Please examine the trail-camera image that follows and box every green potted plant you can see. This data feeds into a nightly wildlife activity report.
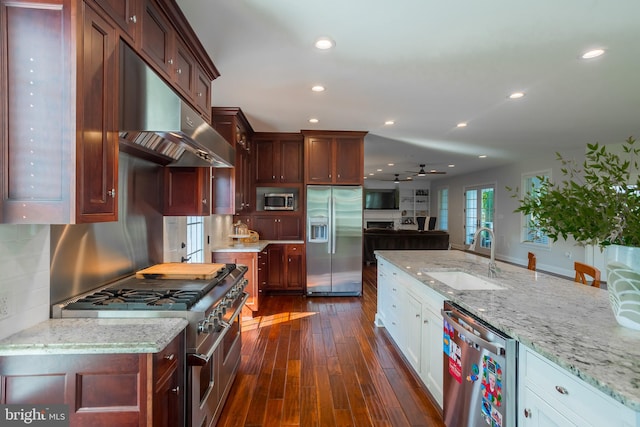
[511,136,640,330]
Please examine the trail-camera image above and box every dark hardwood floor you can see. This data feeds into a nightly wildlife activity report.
[216,265,445,427]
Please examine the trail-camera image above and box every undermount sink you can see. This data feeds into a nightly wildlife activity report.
[426,271,505,291]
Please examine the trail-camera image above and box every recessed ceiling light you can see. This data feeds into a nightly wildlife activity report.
[479,154,488,158]
[581,49,605,59]
[508,92,525,99]
[384,120,395,125]
[368,172,375,176]
[387,163,395,166]
[376,168,383,172]
[311,85,325,92]
[456,122,467,128]
[448,164,455,168]
[314,37,335,50]
[308,118,319,123]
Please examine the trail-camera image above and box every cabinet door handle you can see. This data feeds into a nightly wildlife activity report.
[129,15,137,23]
[168,58,174,65]
[555,385,569,395]
[202,198,207,205]
[107,188,116,198]
[523,408,532,418]
[164,353,175,361]
[177,68,182,75]
[197,92,203,97]
[171,386,180,395]
[415,314,420,318]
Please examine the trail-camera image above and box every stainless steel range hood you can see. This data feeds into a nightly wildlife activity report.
[119,41,234,168]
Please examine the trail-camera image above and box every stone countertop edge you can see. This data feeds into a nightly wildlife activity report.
[375,249,640,412]
[0,318,189,356]
[211,240,304,253]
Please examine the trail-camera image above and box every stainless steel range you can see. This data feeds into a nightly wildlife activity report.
[52,263,248,427]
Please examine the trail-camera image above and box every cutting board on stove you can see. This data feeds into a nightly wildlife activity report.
[135,263,226,280]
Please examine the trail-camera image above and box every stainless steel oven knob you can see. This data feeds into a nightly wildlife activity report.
[198,319,214,334]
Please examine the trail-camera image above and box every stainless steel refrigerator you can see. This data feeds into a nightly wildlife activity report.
[306,185,363,296]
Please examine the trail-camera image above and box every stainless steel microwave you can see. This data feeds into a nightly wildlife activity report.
[264,193,294,210]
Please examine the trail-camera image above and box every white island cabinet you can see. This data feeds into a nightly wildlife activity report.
[519,344,638,427]
[375,257,445,408]
[375,250,640,426]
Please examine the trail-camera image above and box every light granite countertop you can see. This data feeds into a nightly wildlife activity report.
[375,249,640,412]
[0,318,188,355]
[211,239,304,253]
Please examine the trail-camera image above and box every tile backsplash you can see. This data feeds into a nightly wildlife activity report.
[0,224,50,339]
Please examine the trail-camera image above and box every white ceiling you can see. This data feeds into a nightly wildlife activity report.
[176,0,640,182]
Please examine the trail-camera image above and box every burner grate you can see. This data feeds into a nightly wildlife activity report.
[66,288,203,310]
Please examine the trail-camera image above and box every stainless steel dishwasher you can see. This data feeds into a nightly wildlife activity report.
[441,301,517,427]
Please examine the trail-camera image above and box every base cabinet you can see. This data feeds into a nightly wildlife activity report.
[518,344,638,427]
[263,244,305,293]
[212,251,260,314]
[0,330,185,427]
[375,257,444,408]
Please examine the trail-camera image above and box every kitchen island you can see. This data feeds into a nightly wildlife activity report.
[375,250,640,420]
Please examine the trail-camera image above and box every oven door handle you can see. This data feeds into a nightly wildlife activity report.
[188,291,250,367]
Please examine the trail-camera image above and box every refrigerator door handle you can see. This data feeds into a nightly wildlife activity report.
[331,195,337,254]
[327,196,332,254]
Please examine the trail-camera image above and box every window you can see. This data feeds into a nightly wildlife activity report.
[521,171,551,247]
[185,216,205,263]
[437,188,448,230]
[464,184,495,254]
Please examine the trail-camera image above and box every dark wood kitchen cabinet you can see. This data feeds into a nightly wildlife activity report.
[138,0,215,121]
[212,107,254,214]
[263,243,305,293]
[1,0,118,224]
[162,167,211,216]
[253,214,302,240]
[303,130,367,185]
[254,132,304,184]
[0,330,186,427]
[1,0,218,224]
[90,0,141,43]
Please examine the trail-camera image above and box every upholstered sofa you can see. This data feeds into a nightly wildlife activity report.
[363,229,450,265]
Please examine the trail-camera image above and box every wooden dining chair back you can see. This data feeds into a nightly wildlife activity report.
[527,252,536,271]
[574,262,601,288]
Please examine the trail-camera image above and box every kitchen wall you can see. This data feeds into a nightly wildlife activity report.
[0,225,50,339]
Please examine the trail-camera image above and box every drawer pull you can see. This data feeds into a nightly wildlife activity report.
[171,386,180,395]
[555,385,569,395]
[164,353,175,361]
[523,408,532,418]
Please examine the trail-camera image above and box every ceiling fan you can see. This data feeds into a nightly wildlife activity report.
[378,174,413,183]
[406,164,446,176]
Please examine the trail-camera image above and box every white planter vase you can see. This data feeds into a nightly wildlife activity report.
[607,244,640,330]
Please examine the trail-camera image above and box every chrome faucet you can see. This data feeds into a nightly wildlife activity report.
[469,226,497,277]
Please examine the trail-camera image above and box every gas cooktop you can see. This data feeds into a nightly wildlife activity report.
[63,263,237,311]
